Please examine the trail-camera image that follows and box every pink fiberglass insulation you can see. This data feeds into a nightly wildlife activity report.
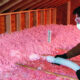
[0,24,80,80]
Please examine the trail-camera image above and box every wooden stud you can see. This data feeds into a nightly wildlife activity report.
[16,13,21,31]
[37,10,41,26]
[0,16,6,33]
[5,14,11,33]
[53,8,57,24]
[44,9,47,25]
[11,14,16,32]
[40,10,44,25]
[25,12,30,28]
[33,11,37,26]
[30,11,33,28]
[21,13,26,30]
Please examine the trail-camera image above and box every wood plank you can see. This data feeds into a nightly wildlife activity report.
[0,15,6,33]
[36,10,41,26]
[11,14,16,32]
[7,0,32,12]
[40,10,44,25]
[25,12,30,28]
[49,0,69,8]
[29,0,49,9]
[47,9,50,24]
[67,0,71,24]
[30,11,33,28]
[0,0,9,6]
[17,0,41,11]
[33,11,37,26]
[37,0,57,9]
[21,13,26,30]
[44,9,47,25]
[16,13,21,31]
[52,8,57,24]
[0,0,22,13]
[5,14,11,33]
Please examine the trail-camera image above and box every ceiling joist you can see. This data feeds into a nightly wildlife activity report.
[29,0,50,10]
[15,0,42,11]
[0,0,9,6]
[6,0,32,12]
[0,0,22,13]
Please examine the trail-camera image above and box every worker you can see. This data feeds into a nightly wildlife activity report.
[54,6,80,80]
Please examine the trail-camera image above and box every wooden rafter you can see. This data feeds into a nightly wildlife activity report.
[48,0,69,8]
[29,0,50,10]
[15,0,43,11]
[6,0,32,12]
[0,0,22,13]
[0,0,9,6]
[39,0,69,8]
[37,0,57,9]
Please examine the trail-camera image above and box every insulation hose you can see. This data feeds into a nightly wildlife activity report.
[46,56,80,71]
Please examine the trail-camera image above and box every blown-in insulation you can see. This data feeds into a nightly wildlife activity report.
[0,24,80,80]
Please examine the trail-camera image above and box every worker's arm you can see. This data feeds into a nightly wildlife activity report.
[55,43,80,59]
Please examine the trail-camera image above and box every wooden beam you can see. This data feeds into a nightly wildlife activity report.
[25,12,30,28]
[16,13,21,31]
[0,0,9,6]
[5,14,11,33]
[37,0,57,9]
[48,0,69,8]
[6,0,32,12]
[52,8,57,24]
[0,0,22,13]
[36,10,41,26]
[67,0,71,24]
[16,0,42,11]
[29,0,50,10]
[11,14,16,32]
[0,15,6,33]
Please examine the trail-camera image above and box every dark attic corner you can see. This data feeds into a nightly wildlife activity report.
[0,0,80,80]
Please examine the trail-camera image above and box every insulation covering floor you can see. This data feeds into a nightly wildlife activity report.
[0,24,80,80]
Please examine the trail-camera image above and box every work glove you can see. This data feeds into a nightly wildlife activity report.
[51,53,68,65]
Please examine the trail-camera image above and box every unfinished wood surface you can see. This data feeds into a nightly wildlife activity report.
[36,10,41,26]
[7,0,32,12]
[30,11,33,28]
[52,8,56,24]
[16,13,21,31]
[25,12,30,28]
[0,0,9,6]
[0,0,22,13]
[67,0,71,24]
[38,0,56,9]
[40,10,45,25]
[47,9,51,24]
[33,11,37,26]
[44,9,47,25]
[21,13,26,30]
[29,0,50,9]
[17,0,41,11]
[0,15,6,33]
[5,14,11,33]
[11,14,16,32]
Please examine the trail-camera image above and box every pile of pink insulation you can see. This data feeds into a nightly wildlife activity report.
[0,24,80,80]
